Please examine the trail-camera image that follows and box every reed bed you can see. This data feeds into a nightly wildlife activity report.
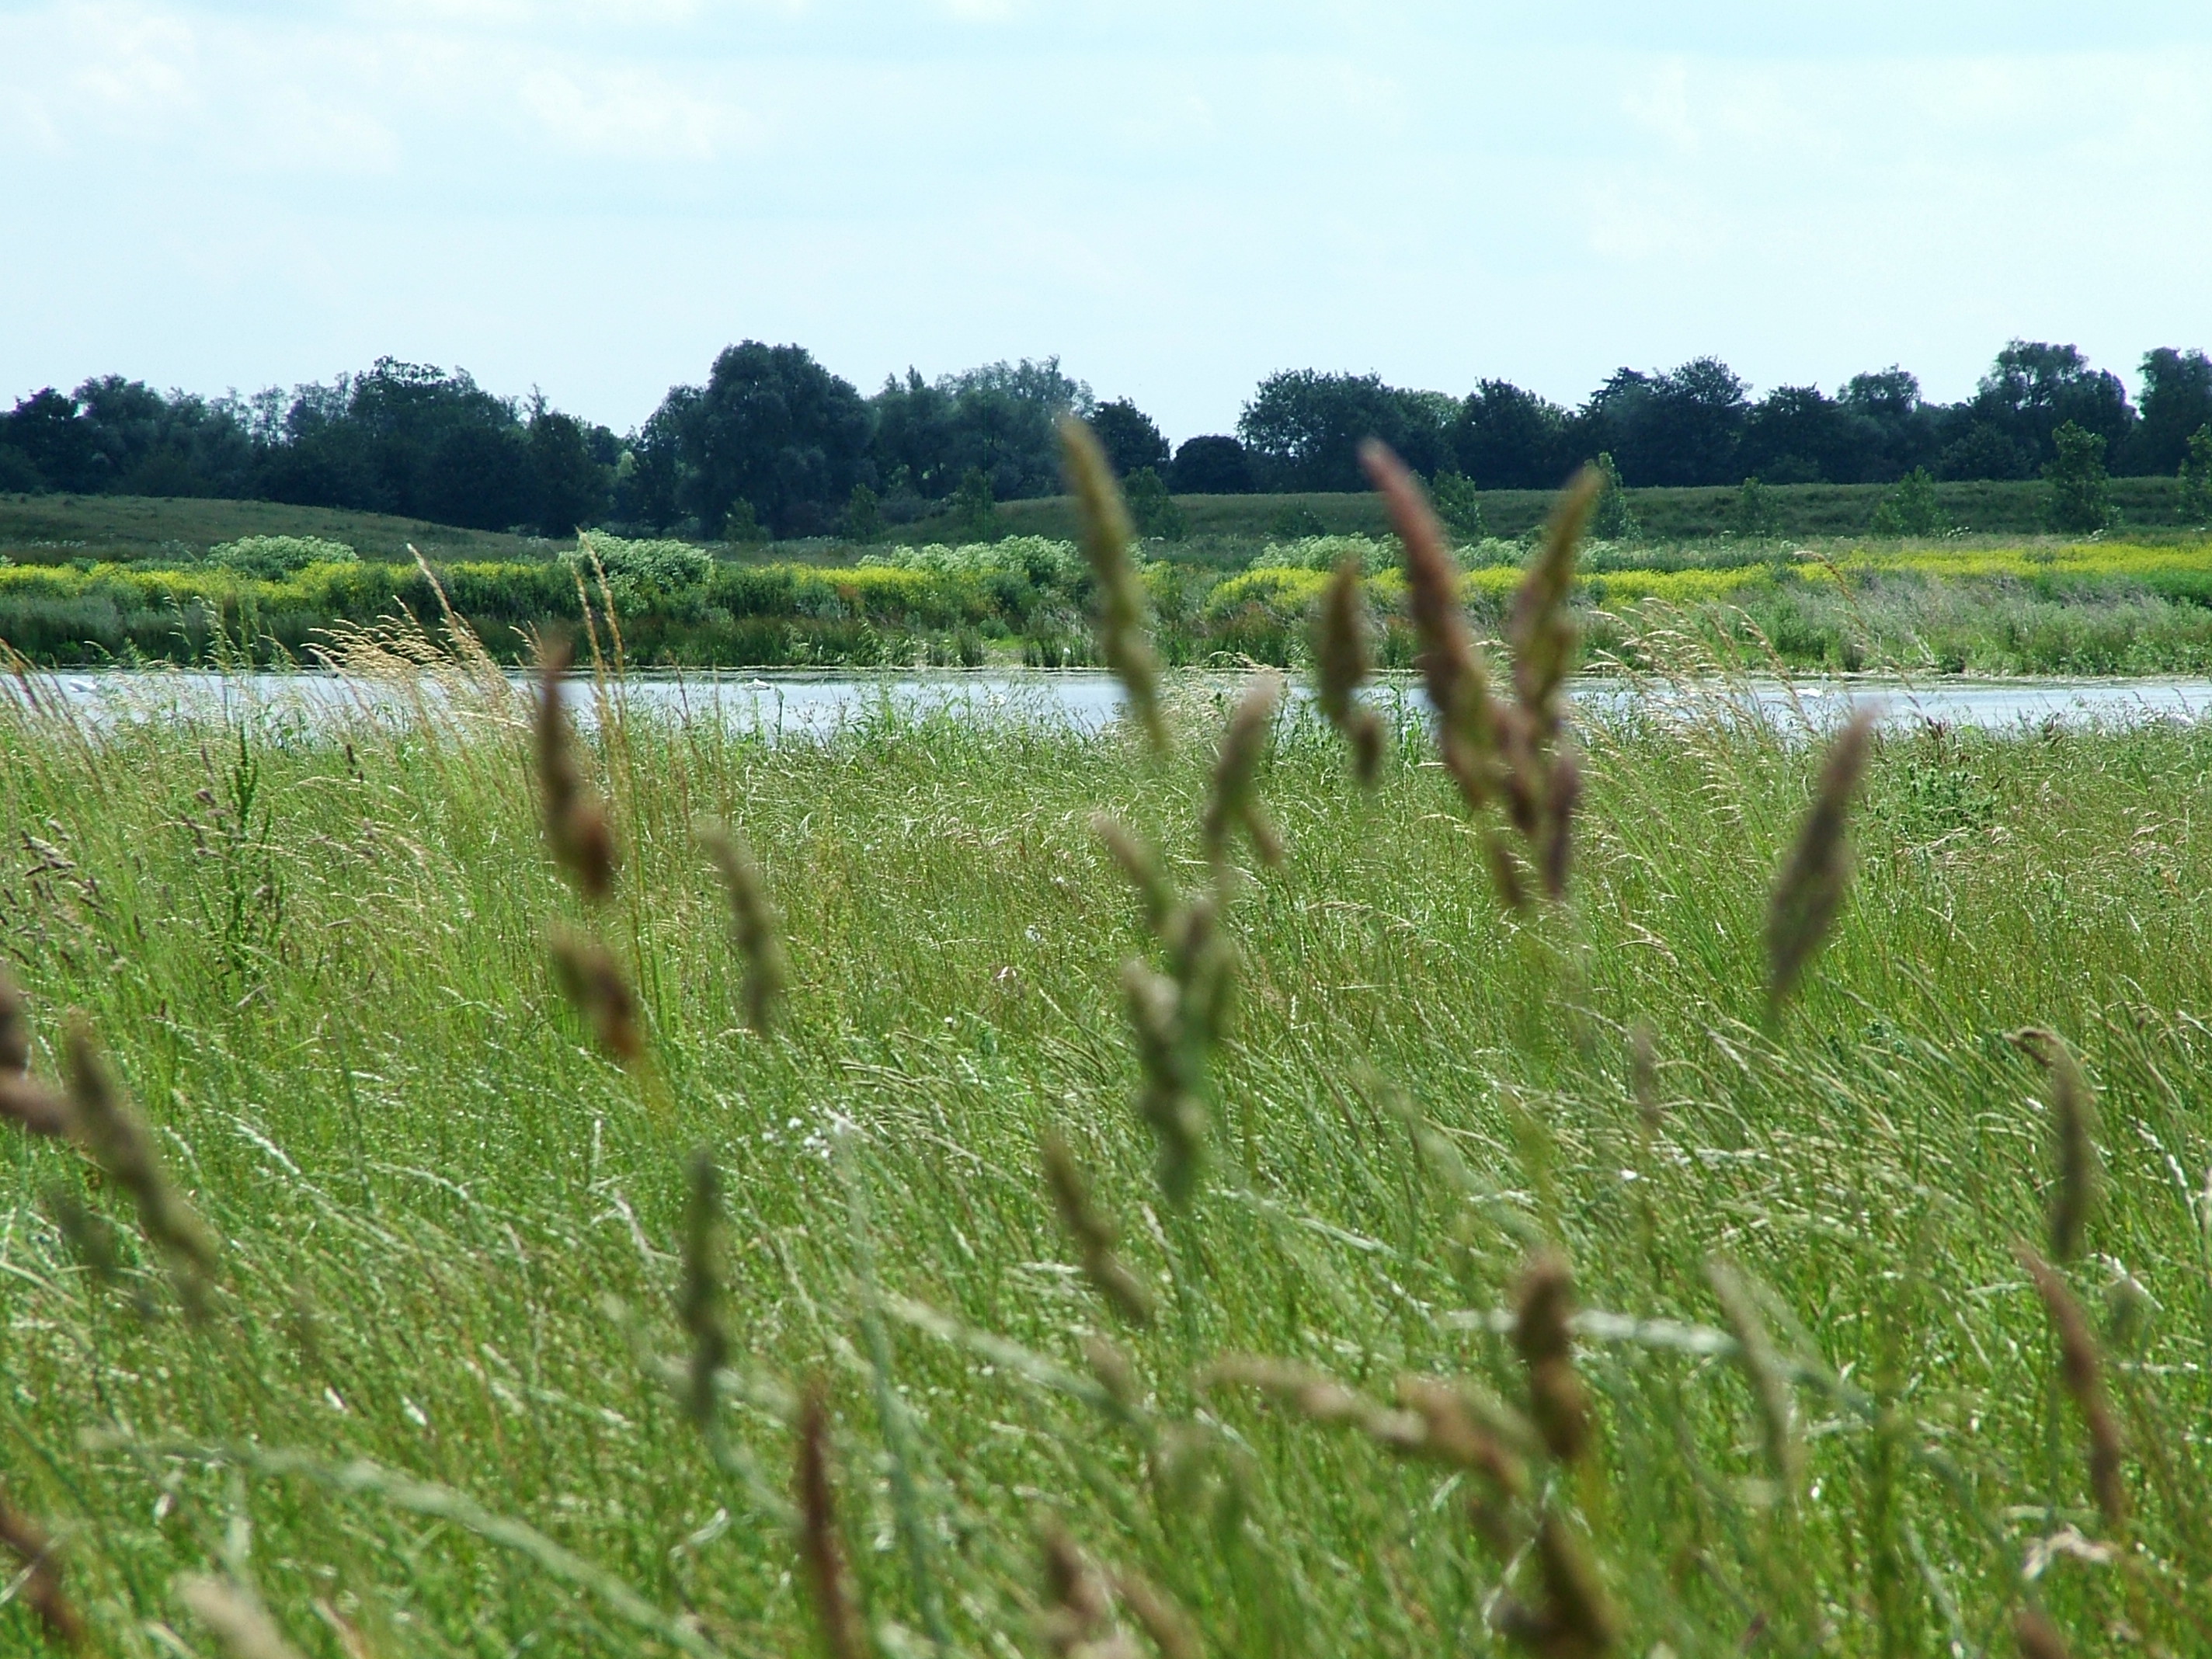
[0,466,2210,1656]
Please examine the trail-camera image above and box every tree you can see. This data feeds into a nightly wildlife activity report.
[1741,385,1859,484]
[843,482,882,541]
[1960,341,2134,477]
[868,359,1090,502]
[424,426,536,530]
[1869,468,1941,537]
[0,389,106,492]
[1170,435,1255,494]
[1088,399,1170,477]
[670,342,874,538]
[1733,477,1776,536]
[1839,368,1939,481]
[1123,467,1185,541]
[2179,426,2212,524]
[1452,381,1569,489]
[528,412,611,536]
[1238,370,1448,492]
[1567,360,1748,486]
[2129,349,2212,476]
[1430,471,1487,538]
[2043,420,2116,534]
[950,466,996,539]
[1590,452,1638,541]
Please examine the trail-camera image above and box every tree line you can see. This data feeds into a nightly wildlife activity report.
[5,339,2209,540]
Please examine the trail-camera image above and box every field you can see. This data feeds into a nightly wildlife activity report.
[1,623,2210,1654]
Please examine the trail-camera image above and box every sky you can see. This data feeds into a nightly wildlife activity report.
[5,1,2210,443]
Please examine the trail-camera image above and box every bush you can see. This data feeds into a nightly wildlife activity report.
[1250,535,1396,576]
[1869,467,1941,537]
[1122,467,1186,541]
[1430,470,1487,538]
[205,535,359,579]
[568,531,714,614]
[2182,426,2212,525]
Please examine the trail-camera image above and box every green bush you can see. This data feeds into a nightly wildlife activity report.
[205,534,359,578]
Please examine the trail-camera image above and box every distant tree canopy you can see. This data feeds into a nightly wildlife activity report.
[5,337,2208,534]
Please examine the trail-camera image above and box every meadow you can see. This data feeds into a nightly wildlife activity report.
[2,529,2211,1657]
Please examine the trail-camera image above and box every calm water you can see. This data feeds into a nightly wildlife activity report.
[8,668,2212,736]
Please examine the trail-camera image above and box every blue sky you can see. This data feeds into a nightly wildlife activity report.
[5,1,2208,441]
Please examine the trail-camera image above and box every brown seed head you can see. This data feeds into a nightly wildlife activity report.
[0,1070,72,1140]
[1311,558,1383,785]
[1628,1021,1662,1131]
[1108,1567,1201,1659]
[1061,418,1165,754]
[2013,1609,2075,1659]
[1538,742,1581,901]
[1495,1513,1619,1658]
[64,1015,218,1319]
[697,819,787,1034]
[1040,1128,1155,1327]
[0,1491,86,1650]
[0,969,30,1074]
[2011,1028,2098,1263]
[1122,961,1206,1208]
[1510,465,1600,747]
[1200,673,1285,871]
[1706,1261,1803,1494]
[1393,1376,1529,1494]
[2017,1245,2127,1530]
[678,1149,729,1431]
[793,1379,865,1659]
[1765,711,1873,1013]
[534,637,618,902]
[1036,1522,1130,1659]
[550,930,644,1065]
[1364,440,1500,815]
[1512,1250,1588,1464]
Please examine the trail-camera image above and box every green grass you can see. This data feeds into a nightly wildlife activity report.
[0,492,559,567]
[2,653,2210,1656]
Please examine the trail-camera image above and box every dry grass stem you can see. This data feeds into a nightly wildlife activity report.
[794,1379,866,1659]
[1512,1251,1589,1465]
[2017,1246,2128,1530]
[1310,558,1383,784]
[63,1016,218,1318]
[534,638,619,903]
[179,1577,310,1659]
[2010,1028,2099,1263]
[1706,1261,1803,1495]
[678,1149,730,1431]
[550,930,644,1065]
[1060,418,1164,754]
[1765,711,1873,1012]
[0,1490,85,1650]
[1040,1129,1155,1327]
[0,967,30,1073]
[1108,1566,1202,1659]
[1037,1522,1136,1659]
[697,818,787,1034]
[1200,673,1285,872]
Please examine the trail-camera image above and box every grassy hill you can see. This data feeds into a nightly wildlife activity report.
[0,492,558,566]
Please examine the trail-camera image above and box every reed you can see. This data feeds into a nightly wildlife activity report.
[1039,1128,1155,1327]
[1060,419,1164,753]
[2017,1245,2128,1532]
[1309,557,1383,784]
[2011,1028,2099,1263]
[697,818,787,1035]
[0,1493,84,1650]
[794,1379,865,1659]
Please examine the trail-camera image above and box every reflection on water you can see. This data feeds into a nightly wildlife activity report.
[9,668,2212,736]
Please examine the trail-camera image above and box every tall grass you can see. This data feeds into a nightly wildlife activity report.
[2,548,2211,1650]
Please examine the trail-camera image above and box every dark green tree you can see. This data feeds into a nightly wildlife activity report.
[843,482,883,541]
[1088,399,1170,477]
[1239,370,1449,491]
[2180,426,2212,524]
[2130,350,2212,475]
[1590,452,1638,541]
[528,412,611,536]
[1452,380,1569,489]
[1430,471,1487,538]
[1169,435,1254,494]
[1733,476,1776,536]
[1869,467,1941,537]
[2043,420,2116,533]
[669,342,873,538]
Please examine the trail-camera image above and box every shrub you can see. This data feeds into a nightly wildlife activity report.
[204,535,359,578]
[1430,470,1487,538]
[568,531,715,613]
[1250,535,1396,576]
[2181,425,2212,525]
[2043,420,2117,534]
[1869,467,1941,537]
[1122,467,1186,541]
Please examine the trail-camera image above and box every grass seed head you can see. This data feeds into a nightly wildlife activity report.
[1706,1261,1803,1496]
[2017,1245,2127,1530]
[1393,1376,1529,1494]
[1509,464,1600,745]
[549,930,644,1065]
[794,1378,866,1659]
[2010,1028,2098,1264]
[1041,1128,1156,1327]
[1108,1566,1201,1659]
[1512,1250,1589,1465]
[534,637,619,903]
[0,1070,73,1140]
[1311,557,1383,784]
[1628,1021,1662,1131]
[697,818,787,1034]
[1538,742,1581,901]
[678,1148,730,1431]
[1122,961,1207,1208]
[0,1491,86,1650]
[1061,418,1165,755]
[64,1015,217,1320]
[179,1577,308,1659]
[1037,1522,1133,1659]
[1765,711,1873,1014]
[1201,673,1285,872]
[1364,440,1500,816]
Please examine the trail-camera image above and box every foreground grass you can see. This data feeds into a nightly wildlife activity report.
[2,673,2210,1655]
